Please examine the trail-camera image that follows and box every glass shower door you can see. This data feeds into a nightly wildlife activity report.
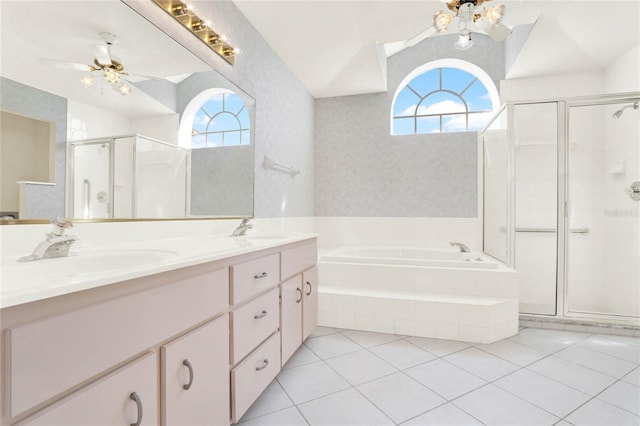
[513,102,558,315]
[71,142,112,219]
[566,101,640,319]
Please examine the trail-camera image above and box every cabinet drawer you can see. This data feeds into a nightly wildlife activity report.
[281,241,317,281]
[231,288,279,364]
[231,253,280,305]
[231,332,281,422]
[19,352,158,425]
[7,267,229,418]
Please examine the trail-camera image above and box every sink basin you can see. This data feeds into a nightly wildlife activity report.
[7,249,179,277]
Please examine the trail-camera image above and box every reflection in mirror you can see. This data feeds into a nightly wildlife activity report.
[0,1,255,222]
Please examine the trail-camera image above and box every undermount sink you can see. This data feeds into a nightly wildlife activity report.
[9,249,179,277]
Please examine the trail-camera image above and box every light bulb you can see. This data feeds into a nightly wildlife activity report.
[116,82,132,96]
[483,4,505,27]
[104,68,120,84]
[433,10,452,32]
[80,74,97,89]
[454,32,473,50]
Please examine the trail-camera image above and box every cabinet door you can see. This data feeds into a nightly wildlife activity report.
[21,352,157,425]
[161,315,230,426]
[302,266,318,341]
[280,275,303,366]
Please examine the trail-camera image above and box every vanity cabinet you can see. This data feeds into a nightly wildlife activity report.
[280,243,318,366]
[1,237,318,425]
[161,315,229,426]
[19,352,158,425]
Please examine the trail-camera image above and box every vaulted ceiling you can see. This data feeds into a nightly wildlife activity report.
[233,0,640,98]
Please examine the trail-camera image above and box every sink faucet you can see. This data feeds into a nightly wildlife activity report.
[19,219,79,262]
[231,217,253,237]
[450,242,470,253]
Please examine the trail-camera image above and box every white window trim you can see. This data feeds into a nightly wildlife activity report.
[390,58,500,134]
[179,87,234,149]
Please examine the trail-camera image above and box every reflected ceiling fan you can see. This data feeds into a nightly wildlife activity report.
[40,32,160,96]
[405,0,512,50]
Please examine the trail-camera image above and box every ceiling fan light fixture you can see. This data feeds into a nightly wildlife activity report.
[483,3,505,27]
[433,10,453,32]
[116,82,132,96]
[453,31,474,50]
[80,74,97,89]
[104,68,120,84]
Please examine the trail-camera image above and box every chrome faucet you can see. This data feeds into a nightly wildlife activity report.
[231,217,253,237]
[450,242,470,253]
[19,219,79,262]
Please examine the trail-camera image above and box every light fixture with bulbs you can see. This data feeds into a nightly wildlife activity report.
[152,0,238,65]
[432,0,510,50]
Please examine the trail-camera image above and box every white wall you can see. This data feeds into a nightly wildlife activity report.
[67,100,133,142]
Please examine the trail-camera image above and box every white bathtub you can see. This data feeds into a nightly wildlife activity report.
[321,246,499,269]
[318,246,519,344]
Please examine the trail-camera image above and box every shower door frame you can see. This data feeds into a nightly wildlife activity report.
[67,138,116,219]
[561,93,640,322]
[488,92,640,323]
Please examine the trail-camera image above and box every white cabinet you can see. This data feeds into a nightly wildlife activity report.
[2,237,317,426]
[280,275,303,366]
[20,352,158,426]
[161,315,230,426]
[302,266,318,341]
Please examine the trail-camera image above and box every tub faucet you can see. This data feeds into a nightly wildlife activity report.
[450,242,470,253]
[231,217,253,237]
[19,218,78,262]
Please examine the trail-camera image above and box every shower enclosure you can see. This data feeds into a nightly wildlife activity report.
[481,93,640,324]
[67,135,188,219]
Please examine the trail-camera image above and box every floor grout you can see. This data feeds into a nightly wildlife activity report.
[236,327,640,426]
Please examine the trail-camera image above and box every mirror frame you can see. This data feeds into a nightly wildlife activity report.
[1,0,256,225]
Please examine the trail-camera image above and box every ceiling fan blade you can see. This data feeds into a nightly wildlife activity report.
[40,58,93,72]
[125,72,168,81]
[91,43,112,66]
[404,26,438,48]
[477,21,512,42]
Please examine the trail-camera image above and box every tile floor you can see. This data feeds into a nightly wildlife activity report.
[236,327,640,426]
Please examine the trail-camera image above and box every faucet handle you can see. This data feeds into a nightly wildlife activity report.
[50,218,73,236]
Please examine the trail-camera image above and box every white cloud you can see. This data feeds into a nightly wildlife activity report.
[443,112,493,131]
[400,99,466,117]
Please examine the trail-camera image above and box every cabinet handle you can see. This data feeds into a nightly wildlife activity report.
[182,359,194,390]
[306,281,312,296]
[256,359,269,371]
[254,272,268,279]
[130,392,143,426]
[296,287,302,303]
[254,310,268,319]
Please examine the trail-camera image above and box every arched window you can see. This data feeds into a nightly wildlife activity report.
[179,88,250,149]
[391,59,499,134]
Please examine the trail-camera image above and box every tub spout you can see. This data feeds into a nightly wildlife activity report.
[450,242,470,253]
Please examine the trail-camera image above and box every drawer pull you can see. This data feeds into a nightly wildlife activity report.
[306,281,312,296]
[296,287,302,303]
[254,310,268,319]
[256,359,269,371]
[254,272,268,279]
[182,359,194,390]
[129,392,143,426]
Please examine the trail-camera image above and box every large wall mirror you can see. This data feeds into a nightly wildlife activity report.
[0,0,255,222]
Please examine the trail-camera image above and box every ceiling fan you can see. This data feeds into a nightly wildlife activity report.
[40,32,159,96]
[404,0,512,51]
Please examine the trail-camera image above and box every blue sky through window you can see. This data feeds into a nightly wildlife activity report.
[192,92,250,148]
[392,66,494,134]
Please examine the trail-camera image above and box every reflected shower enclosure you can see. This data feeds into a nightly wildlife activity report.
[68,135,188,219]
[480,94,640,323]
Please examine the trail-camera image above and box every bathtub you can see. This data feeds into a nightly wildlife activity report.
[317,246,519,344]
[321,246,499,269]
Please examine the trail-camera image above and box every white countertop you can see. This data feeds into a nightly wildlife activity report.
[1,233,317,309]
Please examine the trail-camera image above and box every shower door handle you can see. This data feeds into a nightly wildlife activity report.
[83,178,91,215]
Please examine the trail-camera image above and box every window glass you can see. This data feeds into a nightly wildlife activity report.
[391,61,498,134]
[190,91,250,148]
